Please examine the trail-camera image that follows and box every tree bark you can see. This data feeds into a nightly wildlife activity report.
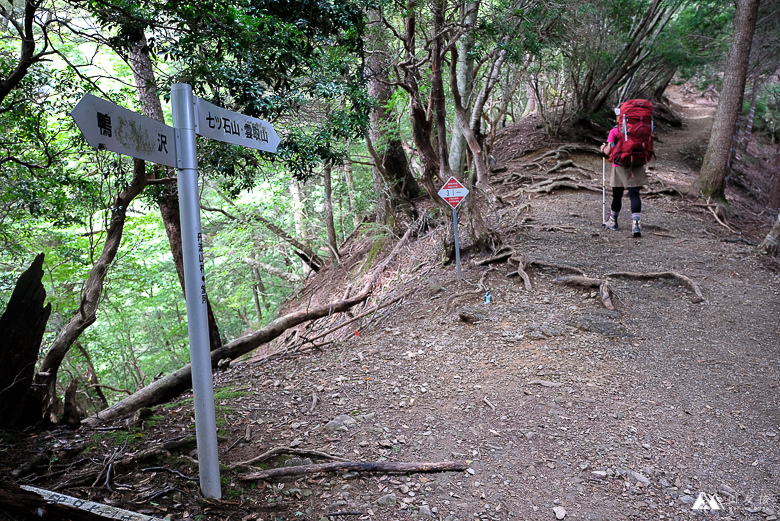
[697,0,761,200]
[0,253,51,428]
[75,340,109,409]
[127,34,222,351]
[323,161,340,263]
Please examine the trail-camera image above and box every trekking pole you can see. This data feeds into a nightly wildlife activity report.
[602,156,606,224]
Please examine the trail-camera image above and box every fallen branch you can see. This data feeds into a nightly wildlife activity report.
[85,384,133,396]
[238,460,468,482]
[605,271,704,303]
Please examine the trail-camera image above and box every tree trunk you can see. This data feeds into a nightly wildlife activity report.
[128,34,222,351]
[322,161,340,263]
[431,0,451,183]
[448,1,478,178]
[342,158,360,228]
[75,341,109,409]
[0,253,51,428]
[33,160,148,424]
[366,18,421,217]
[289,180,315,274]
[741,75,760,151]
[697,0,761,200]
[450,46,489,190]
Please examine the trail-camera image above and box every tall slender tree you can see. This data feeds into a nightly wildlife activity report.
[697,0,761,201]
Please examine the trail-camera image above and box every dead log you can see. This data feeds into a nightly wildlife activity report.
[239,460,468,482]
[0,253,52,429]
[604,271,704,302]
[83,221,419,426]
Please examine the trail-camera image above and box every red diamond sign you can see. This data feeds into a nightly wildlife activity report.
[438,176,469,209]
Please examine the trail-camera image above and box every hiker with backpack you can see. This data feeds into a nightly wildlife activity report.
[599,99,655,238]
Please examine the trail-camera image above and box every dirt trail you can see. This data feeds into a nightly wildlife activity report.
[205,89,779,520]
[2,90,778,521]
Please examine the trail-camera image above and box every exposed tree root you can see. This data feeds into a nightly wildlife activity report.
[527,260,586,275]
[760,216,780,255]
[529,144,601,163]
[444,269,494,310]
[525,180,602,194]
[485,246,702,309]
[230,447,349,470]
[554,276,617,310]
[604,271,704,302]
[600,281,617,310]
[705,204,738,233]
[554,275,603,288]
[238,460,468,482]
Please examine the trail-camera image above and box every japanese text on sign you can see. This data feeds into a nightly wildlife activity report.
[194,97,280,153]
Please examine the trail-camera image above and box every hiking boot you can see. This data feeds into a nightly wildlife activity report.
[632,219,641,238]
[603,215,618,230]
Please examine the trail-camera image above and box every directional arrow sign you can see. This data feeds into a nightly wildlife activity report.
[194,97,280,153]
[71,93,177,168]
[438,176,469,209]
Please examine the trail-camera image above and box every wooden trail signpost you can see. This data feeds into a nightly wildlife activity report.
[71,84,279,499]
[438,176,469,280]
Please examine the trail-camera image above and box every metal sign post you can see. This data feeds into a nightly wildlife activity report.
[437,176,469,281]
[72,85,281,501]
[171,83,221,499]
[452,207,462,280]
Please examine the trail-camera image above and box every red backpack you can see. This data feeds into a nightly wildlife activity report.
[609,99,655,167]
